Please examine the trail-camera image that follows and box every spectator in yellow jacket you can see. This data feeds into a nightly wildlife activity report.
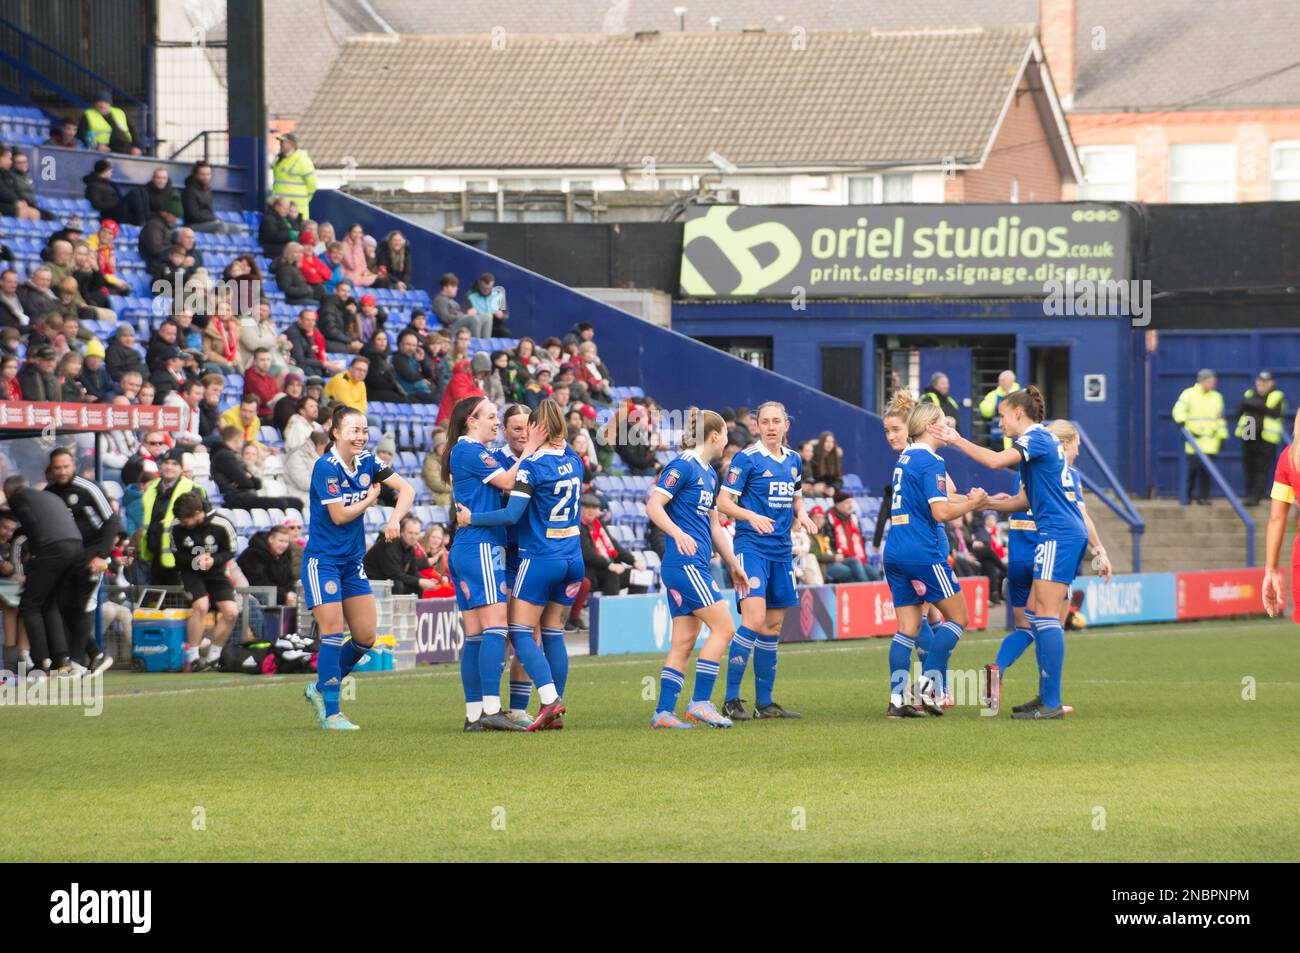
[1172,368,1227,505]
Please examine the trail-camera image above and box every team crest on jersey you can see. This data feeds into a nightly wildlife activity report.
[726,466,741,484]
[479,450,496,468]
[325,580,339,595]
[912,580,927,596]
[748,576,761,588]
[358,472,371,488]
[68,493,78,504]
[664,471,678,489]
[669,588,683,607]
[326,479,340,496]
[565,580,582,598]
[790,465,798,479]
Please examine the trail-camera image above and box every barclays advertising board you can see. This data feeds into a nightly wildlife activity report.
[1077,573,1177,627]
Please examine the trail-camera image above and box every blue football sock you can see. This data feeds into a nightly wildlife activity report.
[691,657,720,703]
[994,627,1034,672]
[924,620,965,693]
[725,626,756,700]
[478,627,508,712]
[508,679,532,711]
[316,632,344,718]
[508,623,555,694]
[916,617,934,666]
[657,666,685,714]
[1032,616,1065,709]
[753,634,780,708]
[889,632,916,702]
[338,638,369,681]
[541,627,568,697]
[460,634,483,704]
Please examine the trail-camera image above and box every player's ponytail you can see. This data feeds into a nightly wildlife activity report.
[530,398,566,445]
[680,407,725,451]
[906,399,944,441]
[323,404,365,455]
[441,395,487,483]
[1003,385,1046,423]
[883,390,915,424]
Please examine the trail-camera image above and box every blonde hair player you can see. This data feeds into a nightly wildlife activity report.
[716,400,818,720]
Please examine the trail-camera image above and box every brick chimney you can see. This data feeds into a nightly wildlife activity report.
[1039,0,1077,108]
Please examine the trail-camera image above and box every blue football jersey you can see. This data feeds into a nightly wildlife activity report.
[652,450,718,565]
[1006,472,1039,562]
[1067,465,1087,515]
[512,446,584,560]
[451,436,508,548]
[1013,425,1087,539]
[884,444,949,563]
[722,443,802,559]
[305,449,393,561]
[492,445,522,564]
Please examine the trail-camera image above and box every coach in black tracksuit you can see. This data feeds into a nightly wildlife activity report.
[1,475,82,671]
[45,448,121,669]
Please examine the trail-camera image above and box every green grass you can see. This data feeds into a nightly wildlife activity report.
[5,619,1299,862]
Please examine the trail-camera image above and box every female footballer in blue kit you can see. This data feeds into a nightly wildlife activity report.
[493,403,542,727]
[882,396,988,719]
[442,394,549,732]
[717,401,817,720]
[456,400,579,732]
[303,405,415,730]
[979,418,1111,715]
[880,392,947,697]
[930,386,1091,720]
[644,409,749,729]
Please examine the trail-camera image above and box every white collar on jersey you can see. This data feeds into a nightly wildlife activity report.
[328,448,367,476]
[457,435,485,445]
[747,441,791,463]
[529,444,567,458]
[911,443,942,460]
[679,449,707,467]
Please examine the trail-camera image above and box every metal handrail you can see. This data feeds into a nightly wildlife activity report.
[0,13,152,146]
[168,129,225,162]
[1177,425,1256,567]
[1073,420,1145,571]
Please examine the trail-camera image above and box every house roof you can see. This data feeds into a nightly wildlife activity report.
[1071,0,1300,111]
[296,26,1044,169]
[268,2,1300,120]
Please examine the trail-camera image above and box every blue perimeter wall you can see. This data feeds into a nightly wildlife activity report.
[312,190,892,482]
[674,299,1130,492]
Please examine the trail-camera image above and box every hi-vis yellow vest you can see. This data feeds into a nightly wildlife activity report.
[1172,386,1227,455]
[83,106,130,147]
[139,476,197,568]
[1236,388,1286,444]
[271,148,317,218]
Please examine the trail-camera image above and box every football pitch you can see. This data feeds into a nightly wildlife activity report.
[6,618,1298,862]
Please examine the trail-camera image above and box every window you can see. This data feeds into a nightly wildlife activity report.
[1168,143,1235,203]
[847,175,877,204]
[1270,142,1300,200]
[501,177,563,191]
[657,176,691,191]
[882,173,912,202]
[1077,146,1136,200]
[567,179,595,192]
[465,179,494,193]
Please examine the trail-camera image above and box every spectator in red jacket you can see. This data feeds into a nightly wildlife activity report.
[298,229,333,288]
[827,490,880,582]
[569,340,613,404]
[242,347,281,420]
[435,357,485,425]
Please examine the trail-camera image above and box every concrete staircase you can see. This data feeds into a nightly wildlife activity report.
[1085,494,1289,574]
